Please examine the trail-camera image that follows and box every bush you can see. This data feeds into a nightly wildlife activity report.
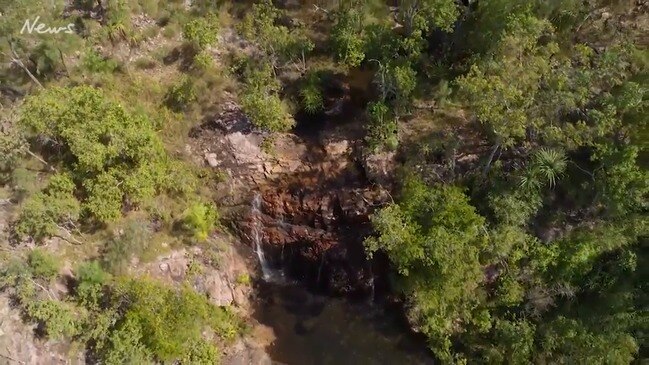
[19,86,177,225]
[192,51,213,70]
[0,124,27,174]
[300,72,324,114]
[241,89,294,132]
[103,316,153,365]
[82,49,119,73]
[107,278,240,362]
[15,173,81,242]
[183,14,219,50]
[182,202,218,242]
[26,300,82,340]
[165,76,197,111]
[27,249,60,281]
[365,101,398,150]
[76,261,109,307]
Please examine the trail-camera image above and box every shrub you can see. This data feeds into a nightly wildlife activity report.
[0,124,27,174]
[182,202,218,242]
[27,249,60,281]
[165,76,197,111]
[26,300,82,340]
[193,51,213,70]
[15,173,81,241]
[183,14,219,50]
[82,49,119,73]
[300,72,324,114]
[108,278,240,362]
[241,89,294,132]
[181,338,221,365]
[19,86,177,225]
[76,261,109,307]
[365,101,398,150]
[102,316,153,365]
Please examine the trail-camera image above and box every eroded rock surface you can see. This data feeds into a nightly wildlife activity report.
[190,97,393,295]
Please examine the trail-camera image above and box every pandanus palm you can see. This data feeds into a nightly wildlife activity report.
[520,148,567,190]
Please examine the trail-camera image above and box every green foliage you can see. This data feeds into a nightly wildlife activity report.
[366,101,397,150]
[456,13,556,146]
[103,316,153,365]
[19,86,178,226]
[183,14,219,50]
[331,7,365,67]
[15,174,81,241]
[235,273,251,286]
[108,278,239,362]
[182,202,218,242]
[595,146,648,216]
[27,248,60,281]
[165,76,198,111]
[192,51,213,70]
[76,261,109,307]
[238,63,295,132]
[538,316,638,364]
[239,0,314,68]
[519,148,567,190]
[26,300,82,340]
[82,49,119,73]
[365,175,487,361]
[300,72,324,114]
[0,123,27,174]
[398,0,460,34]
[181,338,221,365]
[488,190,542,227]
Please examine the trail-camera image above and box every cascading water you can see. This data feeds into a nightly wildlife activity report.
[251,193,282,282]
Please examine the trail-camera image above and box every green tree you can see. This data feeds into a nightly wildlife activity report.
[330,6,366,67]
[76,261,109,307]
[365,175,488,361]
[299,72,324,114]
[16,174,81,242]
[19,86,178,225]
[27,248,60,281]
[26,300,83,340]
[397,0,460,35]
[183,14,219,51]
[239,0,313,71]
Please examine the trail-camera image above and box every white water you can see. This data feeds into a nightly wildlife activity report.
[251,193,282,282]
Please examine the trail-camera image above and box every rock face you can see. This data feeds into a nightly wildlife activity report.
[190,97,394,296]
[136,234,255,311]
[0,294,85,365]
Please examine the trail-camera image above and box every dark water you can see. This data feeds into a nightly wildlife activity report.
[253,282,434,365]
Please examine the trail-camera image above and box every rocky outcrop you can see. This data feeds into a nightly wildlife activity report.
[136,234,255,311]
[0,295,85,365]
[189,96,394,296]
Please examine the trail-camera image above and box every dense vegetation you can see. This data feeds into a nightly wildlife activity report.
[0,0,646,364]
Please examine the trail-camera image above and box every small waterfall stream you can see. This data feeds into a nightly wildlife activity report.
[251,193,283,282]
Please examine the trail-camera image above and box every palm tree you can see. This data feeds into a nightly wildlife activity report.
[520,148,567,190]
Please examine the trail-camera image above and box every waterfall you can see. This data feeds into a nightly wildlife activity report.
[251,193,282,282]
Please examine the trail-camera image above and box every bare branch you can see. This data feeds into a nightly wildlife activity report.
[8,41,43,89]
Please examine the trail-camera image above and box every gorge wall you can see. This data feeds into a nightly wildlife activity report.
[188,86,396,296]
